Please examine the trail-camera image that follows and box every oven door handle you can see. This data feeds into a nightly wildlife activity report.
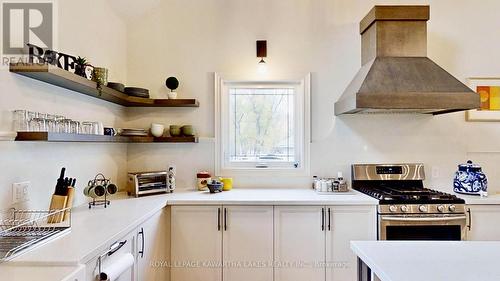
[381,215,467,222]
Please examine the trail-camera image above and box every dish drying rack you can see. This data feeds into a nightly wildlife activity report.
[0,208,71,262]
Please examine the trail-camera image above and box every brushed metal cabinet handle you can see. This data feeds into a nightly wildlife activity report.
[224,208,227,231]
[321,208,325,231]
[217,208,221,231]
[108,240,127,257]
[138,227,145,258]
[328,208,331,231]
[467,208,472,231]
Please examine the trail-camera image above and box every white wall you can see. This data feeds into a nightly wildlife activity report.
[2,0,500,210]
[0,0,128,209]
[124,0,500,192]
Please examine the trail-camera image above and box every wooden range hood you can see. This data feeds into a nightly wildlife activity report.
[334,5,480,115]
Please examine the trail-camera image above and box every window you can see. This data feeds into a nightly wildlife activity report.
[215,74,310,175]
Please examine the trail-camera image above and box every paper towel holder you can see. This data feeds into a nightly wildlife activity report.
[98,240,127,280]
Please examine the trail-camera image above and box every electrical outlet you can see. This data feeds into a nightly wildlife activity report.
[12,181,30,204]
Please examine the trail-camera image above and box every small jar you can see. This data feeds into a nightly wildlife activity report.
[197,172,211,191]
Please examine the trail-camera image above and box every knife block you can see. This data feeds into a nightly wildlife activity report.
[47,194,68,224]
[63,187,75,222]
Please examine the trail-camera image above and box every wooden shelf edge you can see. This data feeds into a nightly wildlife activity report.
[9,63,200,108]
[15,132,198,143]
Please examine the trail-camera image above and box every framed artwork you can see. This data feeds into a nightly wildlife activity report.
[466,77,500,122]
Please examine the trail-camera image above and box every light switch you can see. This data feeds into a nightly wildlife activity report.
[12,181,30,204]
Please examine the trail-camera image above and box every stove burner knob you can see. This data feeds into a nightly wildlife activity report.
[400,205,409,213]
[437,205,445,212]
[449,205,456,212]
[389,205,397,213]
[419,205,428,212]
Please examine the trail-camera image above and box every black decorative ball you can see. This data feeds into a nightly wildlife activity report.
[165,77,179,91]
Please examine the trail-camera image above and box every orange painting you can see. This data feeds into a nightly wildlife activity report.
[476,86,500,110]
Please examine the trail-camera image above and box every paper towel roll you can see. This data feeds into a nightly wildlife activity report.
[99,253,135,281]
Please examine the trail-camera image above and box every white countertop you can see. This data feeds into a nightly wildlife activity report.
[457,193,500,205]
[0,264,84,281]
[10,188,376,266]
[351,241,500,281]
[166,188,378,205]
[12,195,169,265]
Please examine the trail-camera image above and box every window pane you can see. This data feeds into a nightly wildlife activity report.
[229,88,294,163]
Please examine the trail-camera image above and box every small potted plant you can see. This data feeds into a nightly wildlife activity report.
[165,76,179,99]
[74,56,91,78]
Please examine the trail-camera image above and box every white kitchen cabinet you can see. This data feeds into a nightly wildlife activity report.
[274,206,326,281]
[325,205,376,281]
[85,230,137,281]
[171,206,222,281]
[467,205,500,240]
[222,206,273,281]
[136,208,170,281]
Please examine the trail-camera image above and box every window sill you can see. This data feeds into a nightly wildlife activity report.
[217,167,310,178]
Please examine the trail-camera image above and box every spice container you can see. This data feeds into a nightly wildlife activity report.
[313,173,349,194]
[197,172,211,191]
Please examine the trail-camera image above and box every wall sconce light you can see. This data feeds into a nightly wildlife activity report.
[256,40,267,64]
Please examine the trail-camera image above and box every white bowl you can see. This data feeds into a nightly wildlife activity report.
[150,124,165,137]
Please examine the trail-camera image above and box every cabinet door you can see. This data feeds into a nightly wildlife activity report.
[274,206,325,281]
[326,206,376,281]
[171,205,222,281]
[137,209,170,281]
[223,206,273,281]
[467,205,500,240]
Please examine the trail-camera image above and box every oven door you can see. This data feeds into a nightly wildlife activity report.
[379,214,467,241]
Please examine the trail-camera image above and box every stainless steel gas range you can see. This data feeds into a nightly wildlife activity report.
[352,163,467,241]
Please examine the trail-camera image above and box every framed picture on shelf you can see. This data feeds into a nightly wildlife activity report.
[466,77,500,122]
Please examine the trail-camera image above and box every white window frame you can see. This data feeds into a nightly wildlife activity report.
[215,73,311,177]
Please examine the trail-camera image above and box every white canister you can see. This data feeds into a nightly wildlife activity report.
[197,172,211,191]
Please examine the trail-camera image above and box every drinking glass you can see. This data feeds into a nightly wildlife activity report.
[81,122,94,134]
[45,114,56,132]
[56,118,72,133]
[26,111,37,124]
[12,110,28,131]
[29,117,46,132]
[70,121,80,134]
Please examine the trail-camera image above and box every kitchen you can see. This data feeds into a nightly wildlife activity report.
[1,0,500,281]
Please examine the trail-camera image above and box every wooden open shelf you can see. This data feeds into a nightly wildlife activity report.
[9,63,199,107]
[15,132,198,143]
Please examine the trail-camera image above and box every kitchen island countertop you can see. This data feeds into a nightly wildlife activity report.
[351,240,500,281]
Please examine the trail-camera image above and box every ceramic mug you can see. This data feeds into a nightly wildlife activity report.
[106,183,118,195]
[169,125,181,137]
[83,182,106,198]
[219,177,233,191]
[181,125,194,136]
[151,123,165,137]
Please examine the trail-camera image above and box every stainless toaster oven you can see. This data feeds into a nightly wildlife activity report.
[128,171,171,197]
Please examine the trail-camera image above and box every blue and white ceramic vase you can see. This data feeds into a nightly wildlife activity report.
[453,160,488,196]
